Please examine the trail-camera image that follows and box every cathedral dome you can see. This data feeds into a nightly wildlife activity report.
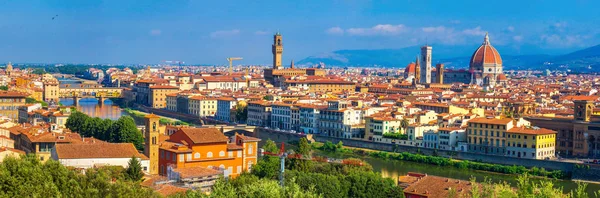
[404,62,416,74]
[469,33,502,71]
[497,73,507,81]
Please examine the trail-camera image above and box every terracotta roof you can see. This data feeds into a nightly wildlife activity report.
[467,117,513,125]
[54,143,148,159]
[179,128,229,144]
[0,147,25,155]
[149,85,179,89]
[144,113,160,119]
[155,184,188,197]
[403,175,473,198]
[227,143,243,150]
[236,134,260,142]
[0,91,29,98]
[507,127,556,135]
[173,166,222,179]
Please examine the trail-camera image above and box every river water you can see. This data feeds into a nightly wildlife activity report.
[58,78,126,120]
[315,150,600,195]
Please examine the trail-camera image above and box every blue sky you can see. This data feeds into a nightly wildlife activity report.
[0,0,599,65]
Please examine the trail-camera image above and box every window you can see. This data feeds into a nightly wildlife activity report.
[194,152,200,159]
[238,150,242,157]
[237,166,242,173]
[248,145,253,154]
[187,153,192,161]
[229,151,233,158]
[219,151,225,157]
[207,152,213,158]
[179,154,184,162]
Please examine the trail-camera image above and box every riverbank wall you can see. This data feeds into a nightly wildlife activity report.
[313,135,577,173]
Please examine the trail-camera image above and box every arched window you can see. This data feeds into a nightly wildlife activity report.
[219,151,225,157]
[219,164,225,170]
[194,152,200,159]
[207,152,213,158]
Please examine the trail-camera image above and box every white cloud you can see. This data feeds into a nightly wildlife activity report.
[254,31,268,35]
[325,27,344,35]
[149,29,162,36]
[346,24,407,36]
[513,35,523,42]
[209,29,240,38]
[450,20,461,24]
[462,26,486,36]
[422,26,447,33]
[507,26,515,32]
[540,34,585,47]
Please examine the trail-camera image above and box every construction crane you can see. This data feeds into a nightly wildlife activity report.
[227,57,243,74]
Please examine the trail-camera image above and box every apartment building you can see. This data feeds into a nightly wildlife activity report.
[506,127,556,159]
[466,117,529,155]
[247,101,272,127]
[318,100,365,139]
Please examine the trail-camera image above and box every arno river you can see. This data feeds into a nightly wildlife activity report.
[57,78,600,195]
[314,150,600,195]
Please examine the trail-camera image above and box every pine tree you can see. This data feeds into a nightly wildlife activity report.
[125,156,144,182]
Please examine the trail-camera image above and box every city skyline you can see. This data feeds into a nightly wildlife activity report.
[1,0,599,64]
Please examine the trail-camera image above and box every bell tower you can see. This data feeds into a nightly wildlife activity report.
[144,113,160,175]
[272,32,283,70]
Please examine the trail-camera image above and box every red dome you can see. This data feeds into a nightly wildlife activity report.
[470,33,502,70]
[404,62,416,73]
[497,73,507,81]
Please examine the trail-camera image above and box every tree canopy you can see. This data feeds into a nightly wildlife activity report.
[0,155,157,197]
[65,111,144,150]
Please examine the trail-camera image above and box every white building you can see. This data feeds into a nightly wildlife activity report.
[438,127,466,151]
[271,103,293,130]
[318,100,365,139]
[51,143,150,173]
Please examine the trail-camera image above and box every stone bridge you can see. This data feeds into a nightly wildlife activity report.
[198,124,257,137]
[59,87,123,105]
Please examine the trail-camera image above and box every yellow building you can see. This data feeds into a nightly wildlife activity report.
[506,127,556,159]
[189,96,217,117]
[467,118,519,155]
[43,80,60,103]
[0,91,28,120]
[149,85,180,108]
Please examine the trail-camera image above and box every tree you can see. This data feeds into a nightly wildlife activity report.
[65,111,90,133]
[401,118,409,133]
[263,139,279,154]
[297,137,311,156]
[0,85,8,91]
[32,68,46,75]
[235,103,248,123]
[336,141,343,150]
[125,157,144,182]
[110,116,144,150]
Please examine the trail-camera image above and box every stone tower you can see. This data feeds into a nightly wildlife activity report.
[421,45,432,84]
[6,62,12,76]
[414,56,421,85]
[144,113,160,175]
[436,63,444,84]
[574,100,594,122]
[272,32,283,70]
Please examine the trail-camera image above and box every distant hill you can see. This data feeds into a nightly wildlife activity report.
[297,43,600,71]
[545,44,600,71]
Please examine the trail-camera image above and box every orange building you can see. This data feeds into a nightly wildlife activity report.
[156,127,259,178]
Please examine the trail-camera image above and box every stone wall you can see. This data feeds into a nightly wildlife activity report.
[572,164,600,182]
